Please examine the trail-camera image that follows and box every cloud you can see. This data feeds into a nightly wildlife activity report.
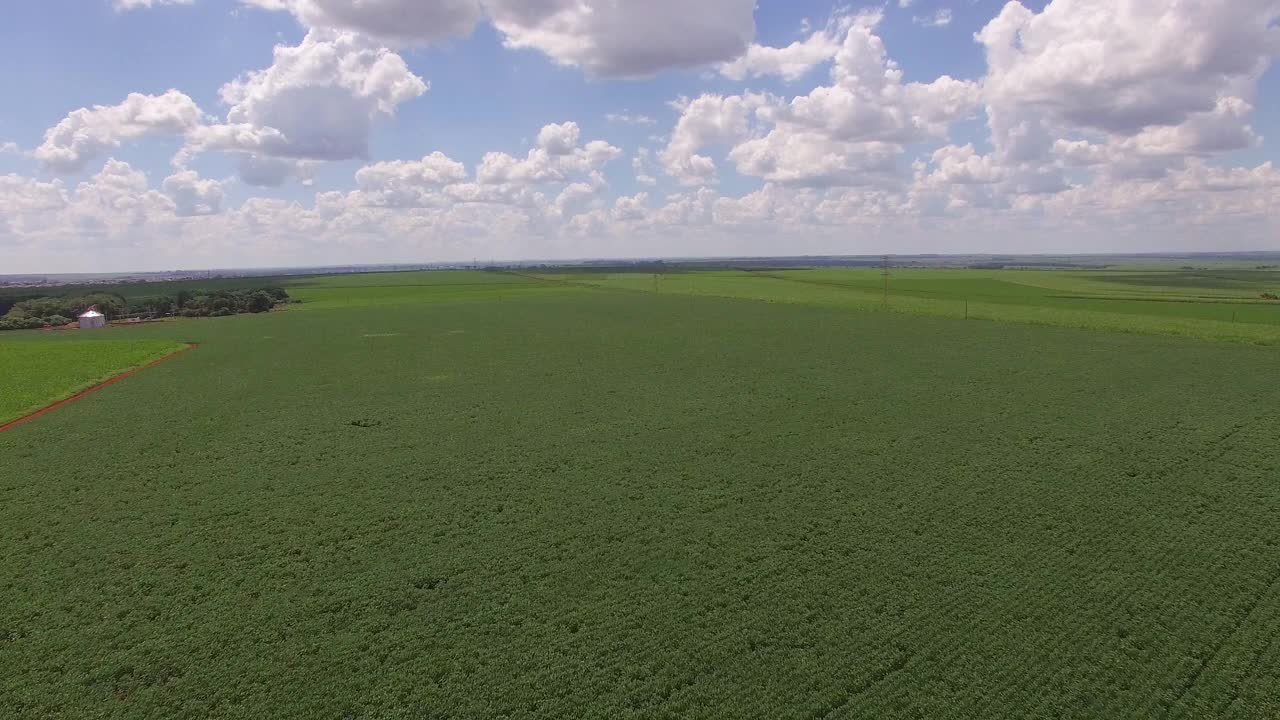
[69,159,176,229]
[977,0,1279,160]
[476,122,620,184]
[1171,160,1280,193]
[1044,98,1264,183]
[553,181,602,218]
[162,169,225,216]
[6,154,1279,273]
[907,0,1280,204]
[357,152,467,188]
[0,175,67,215]
[10,0,1280,271]
[719,14,849,81]
[185,30,426,181]
[34,90,204,173]
[352,151,468,206]
[660,92,776,185]
[536,122,581,156]
[784,11,979,144]
[246,0,757,78]
[113,0,192,9]
[917,144,1003,187]
[633,148,658,186]
[441,182,546,207]
[237,155,315,188]
[729,132,901,186]
[611,192,649,221]
[239,0,484,45]
[606,112,656,126]
[913,10,952,28]
[484,0,757,78]
[717,11,979,187]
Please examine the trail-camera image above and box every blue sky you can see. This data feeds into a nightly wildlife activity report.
[1,1,1278,273]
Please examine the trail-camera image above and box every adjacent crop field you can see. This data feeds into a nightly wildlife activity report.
[1,272,1278,718]
[285,270,580,310]
[538,268,1280,344]
[0,337,187,425]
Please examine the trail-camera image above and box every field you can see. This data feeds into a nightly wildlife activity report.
[0,337,187,425]
[531,267,1280,345]
[2,269,1279,718]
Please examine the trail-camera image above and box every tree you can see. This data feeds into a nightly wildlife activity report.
[132,296,174,317]
[70,294,125,318]
[246,291,274,313]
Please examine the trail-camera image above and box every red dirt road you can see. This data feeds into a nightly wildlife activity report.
[0,343,197,434]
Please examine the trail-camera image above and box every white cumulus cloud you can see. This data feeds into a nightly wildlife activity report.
[976,0,1279,176]
[477,122,620,184]
[185,30,427,182]
[34,90,204,174]
[239,0,484,45]
[719,11,980,187]
[162,169,225,216]
[485,0,757,78]
[352,152,468,207]
[660,92,777,185]
[719,14,850,81]
[244,0,757,78]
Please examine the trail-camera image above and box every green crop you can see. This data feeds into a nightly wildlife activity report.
[0,337,186,425]
[537,268,1280,344]
[1,271,1278,718]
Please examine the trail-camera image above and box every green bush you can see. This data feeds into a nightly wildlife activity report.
[0,316,46,331]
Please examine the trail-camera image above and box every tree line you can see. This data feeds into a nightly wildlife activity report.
[0,287,290,331]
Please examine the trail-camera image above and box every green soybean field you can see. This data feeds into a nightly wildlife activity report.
[1,270,1278,719]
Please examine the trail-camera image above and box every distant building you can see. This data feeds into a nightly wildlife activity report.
[78,308,107,330]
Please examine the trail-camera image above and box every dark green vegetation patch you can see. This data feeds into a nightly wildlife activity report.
[2,272,1279,718]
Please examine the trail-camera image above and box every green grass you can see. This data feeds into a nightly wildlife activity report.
[2,272,1279,718]
[0,337,187,425]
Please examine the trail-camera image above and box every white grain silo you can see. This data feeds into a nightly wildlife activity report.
[78,307,107,330]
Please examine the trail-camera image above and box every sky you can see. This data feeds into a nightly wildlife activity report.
[1,0,1278,273]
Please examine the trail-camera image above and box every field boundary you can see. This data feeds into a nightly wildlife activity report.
[0,343,196,433]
